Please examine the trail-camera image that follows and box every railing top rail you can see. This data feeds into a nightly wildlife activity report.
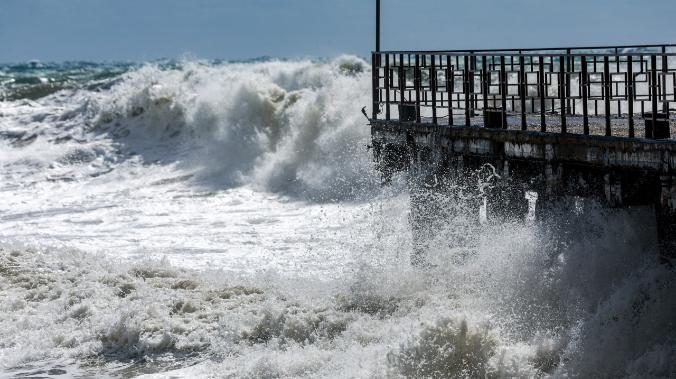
[375,43,676,55]
[373,51,676,58]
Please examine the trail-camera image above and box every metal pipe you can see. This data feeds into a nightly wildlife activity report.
[539,56,546,132]
[628,55,635,138]
[662,46,669,115]
[465,55,472,126]
[500,55,508,129]
[560,55,567,133]
[376,0,380,53]
[520,55,527,130]
[447,55,454,126]
[372,52,378,120]
[385,54,390,120]
[431,55,437,124]
[604,56,612,136]
[482,56,489,112]
[415,54,421,124]
[581,55,589,135]
[651,55,659,139]
[375,43,676,55]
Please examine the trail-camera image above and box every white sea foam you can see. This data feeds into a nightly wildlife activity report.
[0,58,674,378]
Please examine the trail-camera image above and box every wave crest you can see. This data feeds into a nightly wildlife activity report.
[82,56,376,199]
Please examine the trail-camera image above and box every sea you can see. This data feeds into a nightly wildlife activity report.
[0,57,674,378]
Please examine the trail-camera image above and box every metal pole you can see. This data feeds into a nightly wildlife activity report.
[539,56,546,132]
[560,55,567,133]
[581,55,589,135]
[628,55,634,138]
[376,0,381,53]
[651,55,659,139]
[604,56,612,136]
[372,52,378,120]
[662,46,668,115]
[519,55,527,130]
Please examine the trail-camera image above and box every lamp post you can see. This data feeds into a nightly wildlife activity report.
[371,0,382,120]
[376,0,381,52]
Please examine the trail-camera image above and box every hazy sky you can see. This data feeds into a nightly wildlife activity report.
[2,0,675,62]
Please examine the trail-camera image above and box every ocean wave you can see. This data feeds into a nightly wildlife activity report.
[0,57,377,200]
[1,200,674,378]
[2,58,675,379]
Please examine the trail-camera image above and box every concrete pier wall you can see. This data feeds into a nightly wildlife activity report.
[371,121,676,261]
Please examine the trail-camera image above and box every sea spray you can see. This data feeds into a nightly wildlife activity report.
[0,59,674,378]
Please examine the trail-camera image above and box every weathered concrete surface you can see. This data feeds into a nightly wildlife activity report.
[372,120,676,261]
[372,121,676,172]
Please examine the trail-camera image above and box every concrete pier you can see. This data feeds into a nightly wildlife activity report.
[371,121,676,261]
[369,46,676,262]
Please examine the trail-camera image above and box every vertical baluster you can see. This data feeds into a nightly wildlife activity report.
[617,55,622,118]
[431,55,437,125]
[604,56,612,136]
[549,54,555,114]
[399,54,405,111]
[530,56,536,114]
[650,54,659,139]
[385,54,390,120]
[640,56,645,117]
[662,46,669,116]
[482,56,489,112]
[594,56,599,117]
[510,56,516,112]
[465,55,472,126]
[628,55,635,138]
[566,49,572,115]
[471,54,477,110]
[520,55,527,130]
[500,55,508,129]
[415,54,421,124]
[582,55,589,135]
[560,55,567,133]
[447,55,454,126]
[539,56,546,132]
[615,49,621,123]
[456,56,461,110]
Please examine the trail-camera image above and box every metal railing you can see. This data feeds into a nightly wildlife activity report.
[371,44,676,139]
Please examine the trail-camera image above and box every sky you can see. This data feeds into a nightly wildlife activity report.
[1,0,675,62]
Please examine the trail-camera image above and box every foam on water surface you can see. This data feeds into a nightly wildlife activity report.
[0,58,675,378]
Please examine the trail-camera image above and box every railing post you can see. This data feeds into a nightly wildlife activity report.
[566,49,572,115]
[628,55,635,138]
[500,55,508,129]
[662,46,669,116]
[430,55,438,125]
[581,55,589,135]
[464,55,472,126]
[446,55,454,126]
[482,56,489,112]
[651,54,659,139]
[539,56,546,132]
[604,55,612,136]
[415,54,421,124]
[399,53,405,112]
[471,53,477,110]
[560,55,567,133]
[519,55,527,130]
[385,54,390,120]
